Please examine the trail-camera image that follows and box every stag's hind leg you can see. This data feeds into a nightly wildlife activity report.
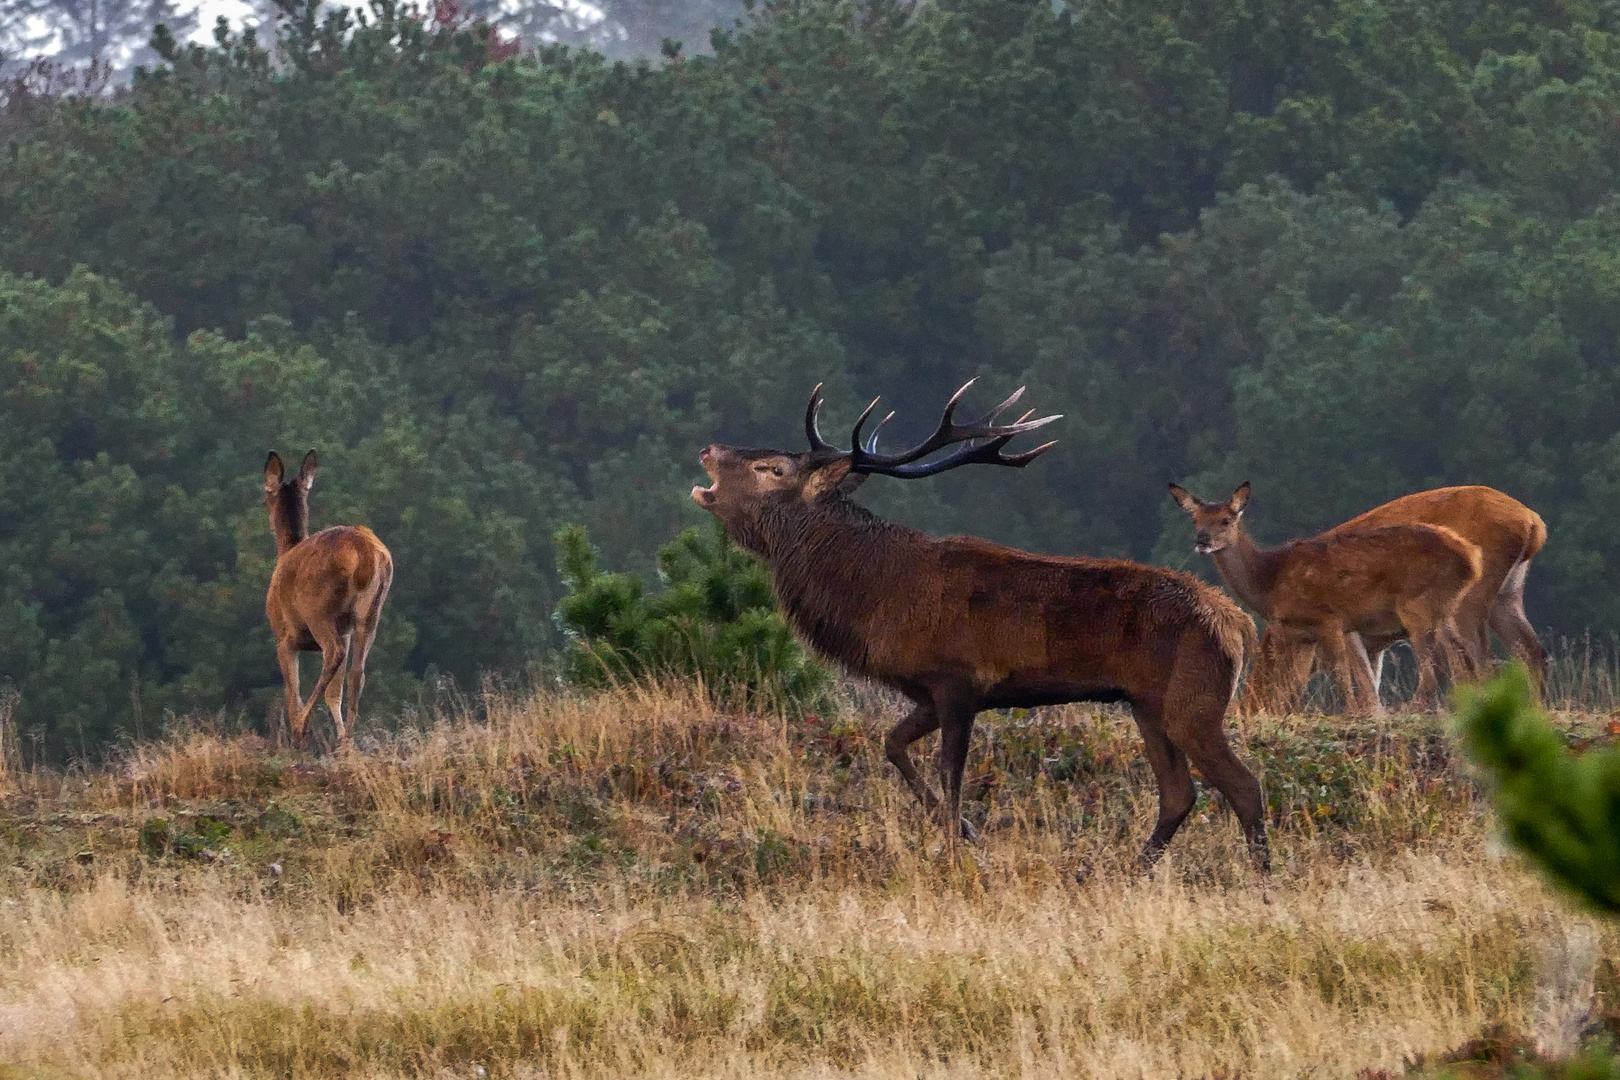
[1162,680,1269,873]
[1131,694,1197,867]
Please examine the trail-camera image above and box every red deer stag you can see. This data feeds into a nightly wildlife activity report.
[1246,487,1548,712]
[264,450,393,751]
[1168,482,1482,714]
[692,383,1269,870]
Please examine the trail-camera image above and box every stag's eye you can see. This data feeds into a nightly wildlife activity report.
[770,465,785,477]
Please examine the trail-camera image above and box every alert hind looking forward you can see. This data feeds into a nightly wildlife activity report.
[264,450,393,751]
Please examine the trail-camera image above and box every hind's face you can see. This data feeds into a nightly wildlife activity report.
[1169,482,1250,553]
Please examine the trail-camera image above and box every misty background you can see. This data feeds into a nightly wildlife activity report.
[2,0,1619,755]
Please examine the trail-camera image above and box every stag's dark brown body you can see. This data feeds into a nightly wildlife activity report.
[694,384,1269,869]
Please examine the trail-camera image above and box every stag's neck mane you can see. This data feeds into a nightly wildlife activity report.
[753,493,924,674]
[1208,526,1288,617]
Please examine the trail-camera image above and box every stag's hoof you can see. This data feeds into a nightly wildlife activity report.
[959,817,980,843]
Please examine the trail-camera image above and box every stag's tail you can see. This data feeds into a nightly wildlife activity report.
[1199,585,1258,677]
[1151,571,1258,688]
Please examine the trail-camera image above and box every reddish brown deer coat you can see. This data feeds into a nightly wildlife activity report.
[694,401,1269,870]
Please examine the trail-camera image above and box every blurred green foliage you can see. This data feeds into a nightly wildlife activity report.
[5,0,1620,751]
[1459,664,1620,914]
[554,523,830,710]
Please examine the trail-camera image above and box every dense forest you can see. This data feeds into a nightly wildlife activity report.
[3,0,1620,754]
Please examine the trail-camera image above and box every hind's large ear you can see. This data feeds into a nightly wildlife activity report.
[297,449,319,491]
[264,451,285,496]
[1230,481,1251,513]
[803,457,855,500]
[1167,483,1198,513]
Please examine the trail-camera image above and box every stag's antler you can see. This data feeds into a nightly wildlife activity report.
[801,379,1059,479]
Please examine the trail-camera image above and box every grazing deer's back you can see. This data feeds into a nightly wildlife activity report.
[1331,486,1544,564]
[1270,524,1481,623]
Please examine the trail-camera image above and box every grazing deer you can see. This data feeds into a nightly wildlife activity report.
[1169,482,1482,714]
[1249,487,1548,711]
[263,450,393,751]
[693,383,1269,870]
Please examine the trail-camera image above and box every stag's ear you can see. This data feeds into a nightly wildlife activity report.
[803,457,855,500]
[297,449,319,491]
[1167,483,1198,513]
[264,451,285,495]
[1230,481,1251,513]
[837,471,867,495]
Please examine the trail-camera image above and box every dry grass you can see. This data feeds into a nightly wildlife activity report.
[0,683,1613,1079]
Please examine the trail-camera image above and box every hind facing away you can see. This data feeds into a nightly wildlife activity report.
[264,450,393,751]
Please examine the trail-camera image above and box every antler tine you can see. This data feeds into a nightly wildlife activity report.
[863,411,896,454]
[838,374,1060,477]
[968,385,1026,429]
[874,428,1061,479]
[804,383,839,453]
[848,380,1061,470]
[848,396,884,452]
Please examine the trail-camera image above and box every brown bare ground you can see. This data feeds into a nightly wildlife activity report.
[0,683,1612,1079]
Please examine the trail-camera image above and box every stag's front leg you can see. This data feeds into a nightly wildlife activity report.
[883,701,941,814]
[883,698,979,843]
[934,690,980,845]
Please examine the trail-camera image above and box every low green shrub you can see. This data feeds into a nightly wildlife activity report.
[553,523,830,713]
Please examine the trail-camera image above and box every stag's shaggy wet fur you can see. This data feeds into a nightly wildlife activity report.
[696,431,1268,870]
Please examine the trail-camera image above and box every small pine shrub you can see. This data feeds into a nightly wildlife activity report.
[1458,663,1620,913]
[553,522,831,713]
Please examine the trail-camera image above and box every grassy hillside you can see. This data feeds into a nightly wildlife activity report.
[0,685,1615,1078]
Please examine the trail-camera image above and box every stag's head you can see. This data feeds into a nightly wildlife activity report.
[693,382,1060,554]
[264,449,319,547]
[1168,481,1251,553]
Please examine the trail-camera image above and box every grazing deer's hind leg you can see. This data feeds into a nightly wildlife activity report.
[277,639,306,749]
[1490,560,1548,690]
[1318,625,1379,715]
[295,625,350,752]
[345,573,391,733]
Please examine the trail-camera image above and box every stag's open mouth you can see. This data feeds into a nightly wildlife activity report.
[692,448,720,508]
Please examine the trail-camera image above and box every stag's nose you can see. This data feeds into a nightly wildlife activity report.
[699,445,714,463]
